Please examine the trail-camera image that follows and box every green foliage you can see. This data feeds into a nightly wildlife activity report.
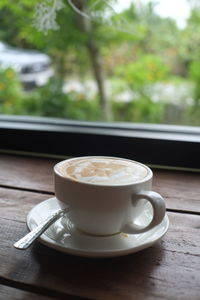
[112,97,165,123]
[0,2,37,48]
[189,61,200,107]
[0,69,102,121]
[1,0,200,125]
[115,54,169,122]
[12,77,102,121]
[116,55,169,91]
[0,68,24,114]
[189,61,200,82]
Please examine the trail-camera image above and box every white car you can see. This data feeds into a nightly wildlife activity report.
[0,41,53,89]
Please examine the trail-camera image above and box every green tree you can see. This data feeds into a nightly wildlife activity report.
[0,0,113,120]
[117,55,169,89]
[184,7,200,110]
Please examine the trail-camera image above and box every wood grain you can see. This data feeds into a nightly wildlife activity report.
[0,154,57,193]
[0,211,200,300]
[0,154,200,213]
[0,285,57,300]
[153,169,200,213]
[0,187,50,222]
[1,154,200,299]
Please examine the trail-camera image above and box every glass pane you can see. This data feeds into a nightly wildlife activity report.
[0,0,199,125]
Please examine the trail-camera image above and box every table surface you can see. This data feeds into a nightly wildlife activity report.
[0,154,200,300]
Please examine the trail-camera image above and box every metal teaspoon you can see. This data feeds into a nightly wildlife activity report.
[14,208,67,250]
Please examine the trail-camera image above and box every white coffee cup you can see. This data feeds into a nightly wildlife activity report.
[54,156,166,236]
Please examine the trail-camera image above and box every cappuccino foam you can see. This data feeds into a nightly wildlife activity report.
[58,157,148,185]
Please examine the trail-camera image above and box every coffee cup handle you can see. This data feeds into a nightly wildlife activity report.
[121,191,166,234]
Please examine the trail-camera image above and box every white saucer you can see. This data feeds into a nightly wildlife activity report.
[27,197,169,258]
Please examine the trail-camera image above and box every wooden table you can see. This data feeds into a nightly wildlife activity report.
[0,154,200,300]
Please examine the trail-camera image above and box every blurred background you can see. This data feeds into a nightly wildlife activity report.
[0,0,200,125]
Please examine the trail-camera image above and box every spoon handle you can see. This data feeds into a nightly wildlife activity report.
[14,209,67,250]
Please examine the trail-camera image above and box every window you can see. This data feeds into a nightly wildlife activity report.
[0,1,200,169]
[1,115,200,169]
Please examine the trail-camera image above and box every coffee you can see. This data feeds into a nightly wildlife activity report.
[58,157,148,185]
[54,156,165,236]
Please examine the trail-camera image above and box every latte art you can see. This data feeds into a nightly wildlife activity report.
[58,157,148,185]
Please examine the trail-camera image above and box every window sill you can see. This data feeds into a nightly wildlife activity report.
[0,115,200,169]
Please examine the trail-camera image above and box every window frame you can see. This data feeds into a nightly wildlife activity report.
[0,114,200,169]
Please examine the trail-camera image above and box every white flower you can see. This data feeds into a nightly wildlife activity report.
[33,0,131,35]
[33,0,65,34]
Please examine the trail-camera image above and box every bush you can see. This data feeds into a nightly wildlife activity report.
[0,72,102,120]
[189,60,200,106]
[0,68,24,114]
[116,54,169,91]
[20,77,102,121]
[112,97,165,123]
